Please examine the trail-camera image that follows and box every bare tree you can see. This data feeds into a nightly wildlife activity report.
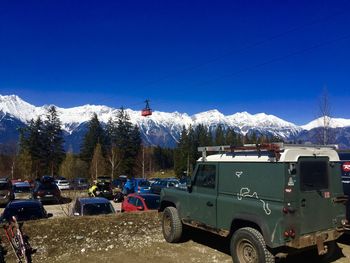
[90,143,106,180]
[107,146,123,180]
[316,88,335,145]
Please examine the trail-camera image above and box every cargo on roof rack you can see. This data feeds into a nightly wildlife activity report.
[198,143,339,162]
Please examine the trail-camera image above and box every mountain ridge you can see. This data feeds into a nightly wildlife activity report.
[1,94,350,151]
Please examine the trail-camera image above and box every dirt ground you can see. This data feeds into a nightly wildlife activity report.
[0,191,349,263]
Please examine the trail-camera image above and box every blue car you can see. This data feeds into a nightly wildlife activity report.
[123,178,151,195]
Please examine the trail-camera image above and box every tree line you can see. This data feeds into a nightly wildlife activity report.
[0,107,283,180]
[173,124,282,176]
[0,106,176,181]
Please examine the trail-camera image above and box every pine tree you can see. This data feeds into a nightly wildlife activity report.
[215,125,225,145]
[225,128,238,145]
[113,108,141,176]
[80,113,107,164]
[19,117,46,176]
[43,106,65,176]
[90,143,106,180]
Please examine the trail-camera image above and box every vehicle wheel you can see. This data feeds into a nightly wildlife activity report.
[319,241,339,263]
[162,207,183,243]
[231,227,274,263]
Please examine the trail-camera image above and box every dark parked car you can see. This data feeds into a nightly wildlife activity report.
[0,200,53,222]
[122,193,160,212]
[92,181,114,200]
[339,151,350,222]
[72,197,115,216]
[32,181,61,203]
[0,178,14,206]
[71,178,89,190]
[150,179,179,195]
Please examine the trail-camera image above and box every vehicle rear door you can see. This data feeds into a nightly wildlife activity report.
[296,156,344,235]
[188,163,217,228]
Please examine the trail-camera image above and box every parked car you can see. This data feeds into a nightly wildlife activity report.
[122,193,160,212]
[72,197,115,216]
[55,179,70,190]
[134,179,151,193]
[112,176,128,189]
[0,178,14,206]
[338,151,350,222]
[13,181,32,199]
[32,181,61,203]
[89,181,114,200]
[0,200,53,222]
[71,178,89,190]
[150,179,179,195]
[160,144,349,262]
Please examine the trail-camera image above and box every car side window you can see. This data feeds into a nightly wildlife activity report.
[194,164,216,189]
[128,197,137,206]
[135,198,144,208]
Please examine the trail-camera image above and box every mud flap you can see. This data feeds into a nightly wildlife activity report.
[316,235,327,255]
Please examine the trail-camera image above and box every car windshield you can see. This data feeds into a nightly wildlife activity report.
[0,182,9,190]
[138,181,150,187]
[143,196,160,210]
[83,203,114,215]
[3,205,45,221]
[14,186,31,193]
[97,183,111,191]
[38,183,58,191]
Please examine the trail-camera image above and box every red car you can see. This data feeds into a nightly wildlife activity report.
[122,193,160,212]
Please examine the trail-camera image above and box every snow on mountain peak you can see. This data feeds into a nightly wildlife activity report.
[2,94,350,137]
[301,116,350,130]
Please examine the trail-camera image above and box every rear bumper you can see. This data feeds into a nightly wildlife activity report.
[285,228,342,250]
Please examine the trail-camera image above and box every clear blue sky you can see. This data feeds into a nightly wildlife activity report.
[1,0,350,125]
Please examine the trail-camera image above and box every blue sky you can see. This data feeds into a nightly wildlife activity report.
[1,0,350,125]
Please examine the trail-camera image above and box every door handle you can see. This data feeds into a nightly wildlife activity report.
[206,201,214,207]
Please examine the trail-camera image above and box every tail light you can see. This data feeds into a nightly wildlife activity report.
[342,162,350,172]
[37,190,45,196]
[284,229,295,238]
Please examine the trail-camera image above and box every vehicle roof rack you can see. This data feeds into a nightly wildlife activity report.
[198,143,338,161]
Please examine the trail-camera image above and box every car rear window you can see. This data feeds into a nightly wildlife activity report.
[39,183,59,191]
[4,205,45,221]
[0,182,9,190]
[14,186,31,193]
[138,181,150,187]
[300,158,329,191]
[83,203,114,215]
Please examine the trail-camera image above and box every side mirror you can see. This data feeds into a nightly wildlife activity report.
[47,213,53,218]
[136,206,144,211]
[73,212,80,216]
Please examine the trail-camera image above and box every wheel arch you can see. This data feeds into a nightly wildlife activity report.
[159,200,176,212]
[230,214,272,247]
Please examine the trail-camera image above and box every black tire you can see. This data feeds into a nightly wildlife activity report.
[162,207,183,243]
[319,241,339,263]
[231,227,275,263]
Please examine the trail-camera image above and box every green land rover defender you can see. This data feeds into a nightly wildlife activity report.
[160,144,349,263]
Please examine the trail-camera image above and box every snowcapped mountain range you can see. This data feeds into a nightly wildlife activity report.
[1,94,350,150]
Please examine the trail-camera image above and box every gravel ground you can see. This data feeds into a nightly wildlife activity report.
[0,191,349,263]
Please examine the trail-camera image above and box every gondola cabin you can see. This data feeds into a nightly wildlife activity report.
[141,100,152,117]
